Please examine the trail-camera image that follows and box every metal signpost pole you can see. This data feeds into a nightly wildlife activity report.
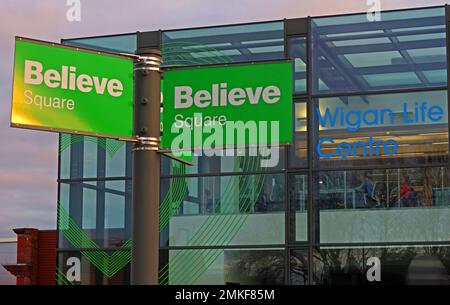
[131,48,162,285]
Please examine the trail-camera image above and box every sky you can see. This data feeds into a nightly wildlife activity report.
[0,0,448,237]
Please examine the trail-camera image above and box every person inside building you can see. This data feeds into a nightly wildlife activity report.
[355,172,377,208]
[393,175,418,207]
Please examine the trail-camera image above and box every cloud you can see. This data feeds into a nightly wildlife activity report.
[0,170,55,188]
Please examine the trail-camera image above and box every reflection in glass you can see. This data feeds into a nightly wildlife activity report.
[313,248,364,285]
[314,248,364,285]
[314,246,450,285]
[224,249,285,285]
[161,248,284,285]
[290,249,309,285]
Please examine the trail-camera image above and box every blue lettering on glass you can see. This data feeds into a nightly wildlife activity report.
[318,136,399,159]
[316,107,394,132]
[317,138,334,158]
[383,140,398,156]
[316,101,444,159]
[428,105,443,122]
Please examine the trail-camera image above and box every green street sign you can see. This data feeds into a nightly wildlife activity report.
[11,37,134,140]
[161,60,293,152]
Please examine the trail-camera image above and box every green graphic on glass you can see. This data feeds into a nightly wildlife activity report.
[11,37,134,140]
[162,60,293,150]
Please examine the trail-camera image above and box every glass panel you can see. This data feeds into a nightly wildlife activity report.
[58,183,70,243]
[160,174,285,247]
[365,246,450,285]
[313,247,365,285]
[290,249,309,285]
[161,147,286,176]
[288,36,307,94]
[63,34,137,53]
[290,102,307,167]
[312,7,447,94]
[316,167,450,244]
[104,181,127,247]
[58,181,130,249]
[314,90,448,169]
[57,183,71,248]
[289,174,308,241]
[83,139,97,178]
[59,134,71,179]
[162,22,284,66]
[82,187,96,229]
[313,245,450,285]
[161,248,285,285]
[67,135,84,179]
[105,139,127,177]
[62,136,131,179]
[60,136,93,179]
[57,251,130,285]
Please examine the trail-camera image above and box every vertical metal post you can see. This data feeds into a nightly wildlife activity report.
[131,48,162,285]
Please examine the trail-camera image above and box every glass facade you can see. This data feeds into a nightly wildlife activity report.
[162,22,285,66]
[57,6,450,285]
[311,7,447,94]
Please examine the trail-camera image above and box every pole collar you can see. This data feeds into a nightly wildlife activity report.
[135,49,162,67]
[132,136,160,152]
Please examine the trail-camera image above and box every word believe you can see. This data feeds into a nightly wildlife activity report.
[316,101,445,159]
[174,83,281,109]
[24,60,124,97]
